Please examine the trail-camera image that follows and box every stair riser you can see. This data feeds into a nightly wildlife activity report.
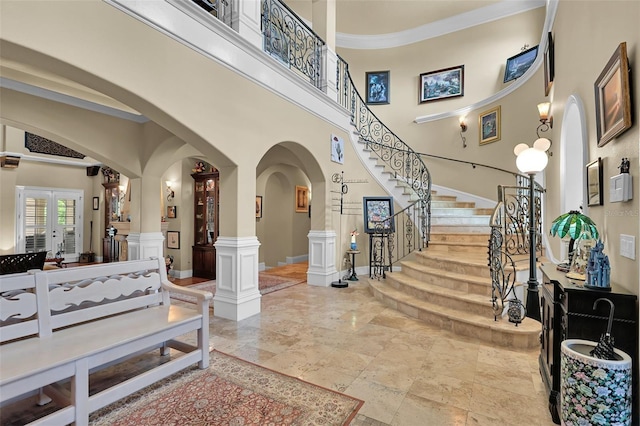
[431,226,491,233]
[418,257,491,278]
[431,216,490,226]
[385,276,494,316]
[429,234,490,243]
[431,201,476,208]
[399,267,491,296]
[432,208,494,216]
[370,287,538,349]
[428,244,488,254]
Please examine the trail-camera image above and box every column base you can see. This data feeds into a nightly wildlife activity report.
[306,230,337,287]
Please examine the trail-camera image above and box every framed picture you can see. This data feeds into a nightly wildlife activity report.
[295,185,309,213]
[363,196,395,234]
[586,158,603,206]
[504,45,539,83]
[256,196,263,218]
[365,71,390,105]
[331,134,344,164]
[167,231,180,249]
[594,42,632,147]
[92,196,99,211]
[479,106,501,145]
[167,205,177,219]
[419,65,464,103]
[543,32,554,96]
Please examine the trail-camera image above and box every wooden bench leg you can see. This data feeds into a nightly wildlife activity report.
[160,342,170,356]
[37,388,52,406]
[72,358,89,426]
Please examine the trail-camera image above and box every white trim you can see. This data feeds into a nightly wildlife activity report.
[0,151,100,168]
[414,0,558,124]
[0,78,148,123]
[337,0,545,50]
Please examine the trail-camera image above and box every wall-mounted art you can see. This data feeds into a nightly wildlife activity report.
[419,65,464,103]
[595,42,632,147]
[504,45,538,83]
[256,196,263,218]
[365,70,390,105]
[167,205,177,219]
[331,134,344,164]
[363,196,395,234]
[167,231,180,249]
[295,185,309,213]
[586,158,603,206]
[92,197,99,211]
[544,32,555,96]
[479,106,501,145]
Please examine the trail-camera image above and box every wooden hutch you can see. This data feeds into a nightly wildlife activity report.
[191,170,219,279]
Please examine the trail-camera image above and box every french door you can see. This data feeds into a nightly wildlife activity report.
[16,187,84,261]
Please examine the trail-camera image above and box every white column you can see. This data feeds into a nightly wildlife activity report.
[306,230,337,286]
[323,46,338,101]
[213,236,261,320]
[233,0,262,49]
[126,232,165,261]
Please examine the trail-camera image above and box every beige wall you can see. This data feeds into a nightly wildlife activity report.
[545,0,639,293]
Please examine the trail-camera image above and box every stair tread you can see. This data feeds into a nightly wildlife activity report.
[400,260,492,285]
[386,271,492,303]
[369,279,539,333]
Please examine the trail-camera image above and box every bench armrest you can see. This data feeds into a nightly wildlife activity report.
[161,280,213,301]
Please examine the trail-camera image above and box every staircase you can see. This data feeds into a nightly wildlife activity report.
[368,192,541,349]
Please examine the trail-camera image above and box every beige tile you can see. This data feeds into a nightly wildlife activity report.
[409,373,473,411]
[345,378,406,424]
[390,393,468,426]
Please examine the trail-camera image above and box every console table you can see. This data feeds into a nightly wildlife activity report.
[539,263,638,424]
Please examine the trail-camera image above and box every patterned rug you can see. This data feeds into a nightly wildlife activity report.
[90,350,363,425]
[170,273,305,304]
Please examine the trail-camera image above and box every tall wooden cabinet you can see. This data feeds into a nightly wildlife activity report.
[191,171,219,279]
[539,263,638,424]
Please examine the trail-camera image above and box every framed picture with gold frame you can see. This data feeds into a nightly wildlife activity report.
[295,185,309,213]
[595,42,632,147]
[256,196,263,218]
[479,106,501,145]
[586,158,603,206]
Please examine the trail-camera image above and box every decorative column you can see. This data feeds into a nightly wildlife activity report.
[126,177,164,261]
[213,236,261,321]
[232,0,262,49]
[312,0,337,100]
[306,230,337,287]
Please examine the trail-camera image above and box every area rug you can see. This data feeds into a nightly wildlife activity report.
[170,273,304,304]
[90,350,363,425]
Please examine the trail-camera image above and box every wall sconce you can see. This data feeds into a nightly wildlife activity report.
[459,116,467,148]
[536,102,553,155]
[166,181,175,202]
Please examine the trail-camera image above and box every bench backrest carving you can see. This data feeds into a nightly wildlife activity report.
[1,258,169,342]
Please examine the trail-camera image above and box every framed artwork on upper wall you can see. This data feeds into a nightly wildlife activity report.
[543,32,555,96]
[167,205,177,219]
[586,158,603,206]
[503,45,539,83]
[419,65,464,103]
[295,185,309,213]
[594,42,632,147]
[331,134,344,164]
[256,196,263,218]
[479,106,501,145]
[365,71,390,105]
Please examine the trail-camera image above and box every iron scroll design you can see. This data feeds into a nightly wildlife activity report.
[498,180,544,259]
[261,0,324,90]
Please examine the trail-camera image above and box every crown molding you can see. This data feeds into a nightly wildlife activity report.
[336,0,546,50]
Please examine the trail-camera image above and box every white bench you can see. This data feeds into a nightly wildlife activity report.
[0,257,212,426]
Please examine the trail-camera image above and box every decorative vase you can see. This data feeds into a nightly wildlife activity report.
[350,235,357,250]
[561,339,632,425]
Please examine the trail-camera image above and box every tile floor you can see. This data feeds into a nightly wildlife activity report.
[195,278,557,426]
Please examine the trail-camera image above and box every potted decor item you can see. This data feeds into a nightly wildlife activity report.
[550,210,599,280]
[350,228,359,250]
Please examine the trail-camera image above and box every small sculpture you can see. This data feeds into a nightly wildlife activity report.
[619,157,630,174]
[585,240,611,289]
[192,161,206,173]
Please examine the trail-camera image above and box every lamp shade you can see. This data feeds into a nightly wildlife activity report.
[550,210,599,240]
[516,147,548,174]
[537,102,551,121]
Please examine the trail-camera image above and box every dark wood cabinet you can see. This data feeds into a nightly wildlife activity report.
[539,263,638,424]
[191,171,219,279]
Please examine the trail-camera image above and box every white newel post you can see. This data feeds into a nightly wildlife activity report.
[306,230,337,286]
[233,0,262,49]
[213,236,261,320]
[323,46,338,102]
[126,232,165,261]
